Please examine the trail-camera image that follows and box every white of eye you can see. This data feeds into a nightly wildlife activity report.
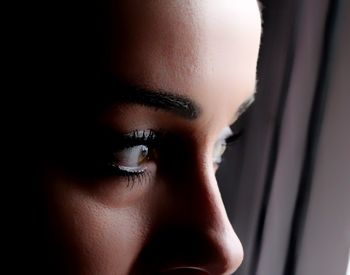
[213,126,232,165]
[112,145,149,172]
[213,140,227,165]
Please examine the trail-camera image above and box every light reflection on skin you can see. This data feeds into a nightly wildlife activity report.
[43,0,262,274]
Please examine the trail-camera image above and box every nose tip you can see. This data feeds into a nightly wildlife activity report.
[151,194,244,274]
[198,223,243,275]
[213,229,244,274]
[137,221,243,275]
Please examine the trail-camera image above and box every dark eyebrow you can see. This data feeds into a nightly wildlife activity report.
[235,93,256,119]
[236,97,254,117]
[103,84,201,120]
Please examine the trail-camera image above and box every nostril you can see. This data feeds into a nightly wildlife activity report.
[160,267,211,274]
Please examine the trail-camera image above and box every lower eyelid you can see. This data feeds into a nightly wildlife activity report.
[108,162,156,187]
[112,164,146,174]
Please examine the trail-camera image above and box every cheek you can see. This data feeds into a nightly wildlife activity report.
[46,180,152,274]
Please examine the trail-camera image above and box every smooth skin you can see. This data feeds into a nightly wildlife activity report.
[43,0,262,274]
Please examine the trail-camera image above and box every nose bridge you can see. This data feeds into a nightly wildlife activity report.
[188,158,228,228]
[176,152,244,274]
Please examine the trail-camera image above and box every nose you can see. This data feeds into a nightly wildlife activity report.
[176,162,244,274]
[136,157,244,275]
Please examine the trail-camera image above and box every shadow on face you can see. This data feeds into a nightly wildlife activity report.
[28,0,262,274]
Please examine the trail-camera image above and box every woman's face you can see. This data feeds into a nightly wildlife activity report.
[44,0,262,274]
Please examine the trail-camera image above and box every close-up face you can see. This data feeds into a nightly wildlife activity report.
[42,0,262,274]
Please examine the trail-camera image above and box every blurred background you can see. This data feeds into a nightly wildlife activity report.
[217,0,350,274]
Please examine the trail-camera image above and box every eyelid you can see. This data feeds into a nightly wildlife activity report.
[99,129,161,154]
[216,124,244,146]
[117,129,158,147]
[225,129,244,145]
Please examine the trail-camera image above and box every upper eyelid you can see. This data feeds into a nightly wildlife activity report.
[98,129,161,149]
[103,127,240,155]
[225,129,244,144]
[212,128,243,149]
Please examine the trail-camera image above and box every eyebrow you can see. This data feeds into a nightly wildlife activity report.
[235,93,256,119]
[104,84,201,120]
[99,79,255,121]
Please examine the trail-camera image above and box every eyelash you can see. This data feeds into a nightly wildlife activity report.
[226,128,244,145]
[115,169,152,189]
[104,129,160,185]
[101,127,243,188]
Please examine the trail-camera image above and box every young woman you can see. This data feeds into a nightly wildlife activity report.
[29,0,262,274]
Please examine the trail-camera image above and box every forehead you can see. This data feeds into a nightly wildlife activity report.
[100,0,261,125]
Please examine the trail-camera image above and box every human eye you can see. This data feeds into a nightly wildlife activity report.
[62,128,161,188]
[110,144,150,173]
[103,129,160,186]
[213,127,243,168]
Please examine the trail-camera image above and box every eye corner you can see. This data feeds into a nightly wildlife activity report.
[225,129,244,145]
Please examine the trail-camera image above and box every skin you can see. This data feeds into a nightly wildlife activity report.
[42,0,262,274]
